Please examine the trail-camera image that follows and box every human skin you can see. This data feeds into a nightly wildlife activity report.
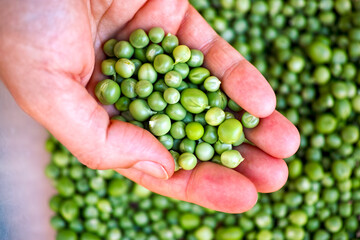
[0,0,300,213]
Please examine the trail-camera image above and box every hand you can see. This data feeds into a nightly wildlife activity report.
[0,0,299,213]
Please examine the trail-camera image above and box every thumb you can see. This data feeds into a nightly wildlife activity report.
[4,70,174,179]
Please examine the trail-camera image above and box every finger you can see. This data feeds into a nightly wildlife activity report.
[242,110,300,159]
[117,162,258,213]
[117,1,276,118]
[234,144,288,193]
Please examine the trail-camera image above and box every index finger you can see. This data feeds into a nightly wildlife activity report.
[118,2,276,117]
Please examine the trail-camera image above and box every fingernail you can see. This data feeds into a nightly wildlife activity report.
[132,161,169,180]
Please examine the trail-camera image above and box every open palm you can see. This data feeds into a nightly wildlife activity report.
[0,0,299,213]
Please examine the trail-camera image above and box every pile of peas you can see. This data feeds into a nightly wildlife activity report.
[45,0,360,239]
[96,27,260,171]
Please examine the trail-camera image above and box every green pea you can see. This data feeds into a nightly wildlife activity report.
[173,63,190,79]
[138,63,158,83]
[332,160,351,181]
[147,91,167,111]
[188,67,211,84]
[162,34,179,53]
[153,54,174,74]
[157,134,173,150]
[165,103,187,121]
[207,90,228,109]
[176,81,189,92]
[307,41,332,64]
[134,48,147,62]
[173,45,191,63]
[164,70,182,88]
[185,122,204,140]
[148,27,165,43]
[183,112,194,124]
[101,59,117,76]
[95,79,121,105]
[315,114,337,134]
[146,43,164,62]
[241,112,260,128]
[120,78,137,98]
[135,80,153,98]
[111,115,127,122]
[154,79,168,92]
[129,120,144,128]
[179,138,196,153]
[129,29,149,48]
[218,119,243,144]
[103,38,117,57]
[227,99,242,111]
[220,150,244,168]
[202,125,218,144]
[214,141,232,155]
[205,107,225,126]
[129,99,155,121]
[341,125,359,144]
[187,49,204,67]
[180,88,209,114]
[115,96,130,111]
[195,142,215,161]
[170,121,186,139]
[114,41,134,59]
[203,76,221,92]
[232,131,245,147]
[56,229,78,240]
[115,58,136,78]
[194,112,207,126]
[149,114,171,136]
[178,153,197,170]
[163,88,180,104]
[170,150,181,171]
[131,59,142,75]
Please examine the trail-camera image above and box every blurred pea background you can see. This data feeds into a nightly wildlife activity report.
[1,0,360,239]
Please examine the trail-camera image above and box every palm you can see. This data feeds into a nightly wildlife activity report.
[1,0,299,213]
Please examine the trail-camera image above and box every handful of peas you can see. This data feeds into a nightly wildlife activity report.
[95,27,260,171]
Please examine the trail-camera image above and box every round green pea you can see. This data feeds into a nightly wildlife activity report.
[180,88,209,114]
[241,112,260,128]
[179,138,196,153]
[129,99,154,121]
[214,141,232,155]
[170,121,186,139]
[188,67,211,84]
[218,119,243,144]
[173,45,191,63]
[220,150,244,168]
[207,90,228,109]
[187,49,204,67]
[202,125,218,144]
[146,43,164,62]
[153,54,174,74]
[227,99,242,111]
[129,29,150,49]
[138,63,158,83]
[203,76,221,92]
[195,142,215,161]
[165,103,187,121]
[101,59,117,76]
[103,38,117,57]
[163,88,180,104]
[178,153,197,170]
[115,96,131,111]
[164,71,182,88]
[147,91,167,111]
[95,79,121,105]
[148,27,165,43]
[154,79,168,92]
[205,107,225,126]
[158,134,173,150]
[149,114,171,136]
[173,63,190,79]
[114,41,134,59]
[115,58,136,78]
[135,80,153,98]
[120,78,137,98]
[185,122,204,140]
[162,34,179,53]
